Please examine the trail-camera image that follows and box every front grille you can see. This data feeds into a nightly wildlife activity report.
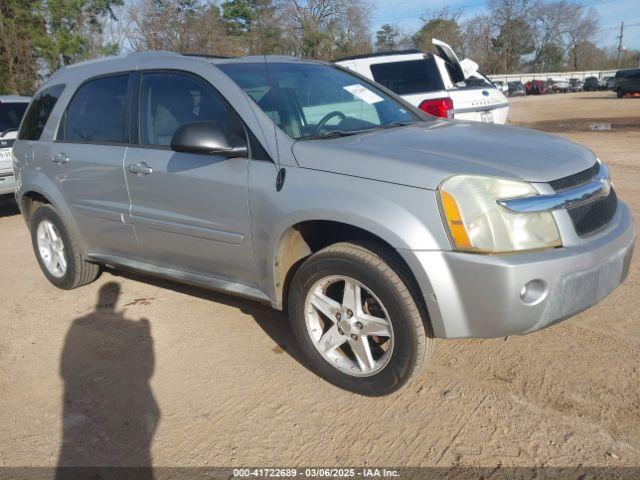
[549,162,600,191]
[568,188,618,237]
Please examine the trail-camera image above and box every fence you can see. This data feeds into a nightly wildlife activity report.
[488,69,618,83]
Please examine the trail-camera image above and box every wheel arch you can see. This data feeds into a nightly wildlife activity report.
[20,190,52,222]
[18,179,88,254]
[273,220,434,336]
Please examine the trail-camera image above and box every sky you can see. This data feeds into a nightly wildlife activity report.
[372,0,640,51]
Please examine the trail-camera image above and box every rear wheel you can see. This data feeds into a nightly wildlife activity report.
[617,89,624,98]
[30,204,101,289]
[288,242,434,396]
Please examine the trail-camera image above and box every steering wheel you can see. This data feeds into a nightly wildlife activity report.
[313,111,347,135]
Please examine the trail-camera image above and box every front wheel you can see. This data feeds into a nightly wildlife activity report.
[617,89,624,98]
[288,242,434,396]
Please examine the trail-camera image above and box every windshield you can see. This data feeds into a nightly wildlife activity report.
[0,102,28,134]
[218,62,420,140]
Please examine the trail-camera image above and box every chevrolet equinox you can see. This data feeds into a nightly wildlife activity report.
[12,53,635,395]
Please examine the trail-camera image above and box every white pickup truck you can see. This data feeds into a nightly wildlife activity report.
[334,39,509,124]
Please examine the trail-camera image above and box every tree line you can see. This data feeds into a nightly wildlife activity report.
[1,0,638,95]
[380,0,638,77]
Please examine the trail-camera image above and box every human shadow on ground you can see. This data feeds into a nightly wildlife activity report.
[56,282,159,480]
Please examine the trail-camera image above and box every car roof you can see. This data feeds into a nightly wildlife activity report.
[332,49,426,62]
[616,68,640,75]
[45,51,325,85]
[0,95,31,103]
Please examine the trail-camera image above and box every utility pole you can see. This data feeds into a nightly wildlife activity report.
[616,21,624,69]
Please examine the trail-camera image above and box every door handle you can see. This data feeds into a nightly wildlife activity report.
[129,162,153,175]
[53,153,70,164]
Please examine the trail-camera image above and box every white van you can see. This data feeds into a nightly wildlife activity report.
[334,39,509,124]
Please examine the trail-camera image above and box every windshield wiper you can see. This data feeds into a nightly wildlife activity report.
[303,129,373,140]
[302,122,419,140]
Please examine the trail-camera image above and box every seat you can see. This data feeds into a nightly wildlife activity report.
[147,87,197,146]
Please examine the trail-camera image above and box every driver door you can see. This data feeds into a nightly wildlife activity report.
[123,70,257,287]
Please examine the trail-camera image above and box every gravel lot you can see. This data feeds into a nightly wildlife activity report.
[0,91,638,470]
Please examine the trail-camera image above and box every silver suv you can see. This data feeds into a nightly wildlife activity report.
[13,53,635,395]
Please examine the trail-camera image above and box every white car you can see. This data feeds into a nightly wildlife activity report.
[0,96,30,195]
[547,77,570,93]
[493,80,510,95]
[334,39,509,124]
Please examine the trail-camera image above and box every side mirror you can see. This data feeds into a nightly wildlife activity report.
[170,122,248,158]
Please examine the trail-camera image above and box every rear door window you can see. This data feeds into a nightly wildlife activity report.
[61,75,130,144]
[370,58,443,95]
[18,85,65,141]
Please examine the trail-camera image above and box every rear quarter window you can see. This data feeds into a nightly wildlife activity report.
[18,85,65,141]
[370,58,444,95]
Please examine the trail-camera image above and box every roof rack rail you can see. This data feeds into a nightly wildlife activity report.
[181,53,234,59]
[332,49,423,63]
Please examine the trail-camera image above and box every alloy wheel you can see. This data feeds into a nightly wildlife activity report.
[36,220,67,278]
[304,275,394,377]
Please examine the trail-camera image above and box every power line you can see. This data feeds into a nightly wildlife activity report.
[603,21,640,30]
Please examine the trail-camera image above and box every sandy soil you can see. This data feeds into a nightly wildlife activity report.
[0,91,638,469]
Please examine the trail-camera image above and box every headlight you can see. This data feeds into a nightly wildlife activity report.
[439,175,561,253]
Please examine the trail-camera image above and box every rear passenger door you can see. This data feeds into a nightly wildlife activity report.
[123,70,256,286]
[52,73,139,257]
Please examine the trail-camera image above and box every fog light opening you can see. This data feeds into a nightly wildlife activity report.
[520,279,548,306]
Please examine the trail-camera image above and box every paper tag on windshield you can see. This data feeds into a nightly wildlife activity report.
[343,84,384,104]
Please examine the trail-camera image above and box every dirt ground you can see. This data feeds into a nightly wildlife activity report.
[0,91,638,470]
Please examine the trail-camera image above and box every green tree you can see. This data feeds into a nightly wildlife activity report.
[221,0,282,54]
[412,8,462,53]
[0,0,44,94]
[491,17,533,72]
[375,23,399,52]
[37,0,124,72]
[222,0,257,35]
[536,42,564,71]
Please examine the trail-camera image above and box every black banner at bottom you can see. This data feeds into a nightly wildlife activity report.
[0,467,639,480]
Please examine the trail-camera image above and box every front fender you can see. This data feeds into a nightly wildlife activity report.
[248,163,451,301]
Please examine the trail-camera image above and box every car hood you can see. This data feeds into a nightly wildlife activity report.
[291,121,597,190]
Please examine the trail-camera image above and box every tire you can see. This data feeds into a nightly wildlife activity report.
[288,242,434,396]
[617,89,624,98]
[30,204,101,289]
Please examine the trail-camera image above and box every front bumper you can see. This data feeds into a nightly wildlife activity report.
[401,201,635,339]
